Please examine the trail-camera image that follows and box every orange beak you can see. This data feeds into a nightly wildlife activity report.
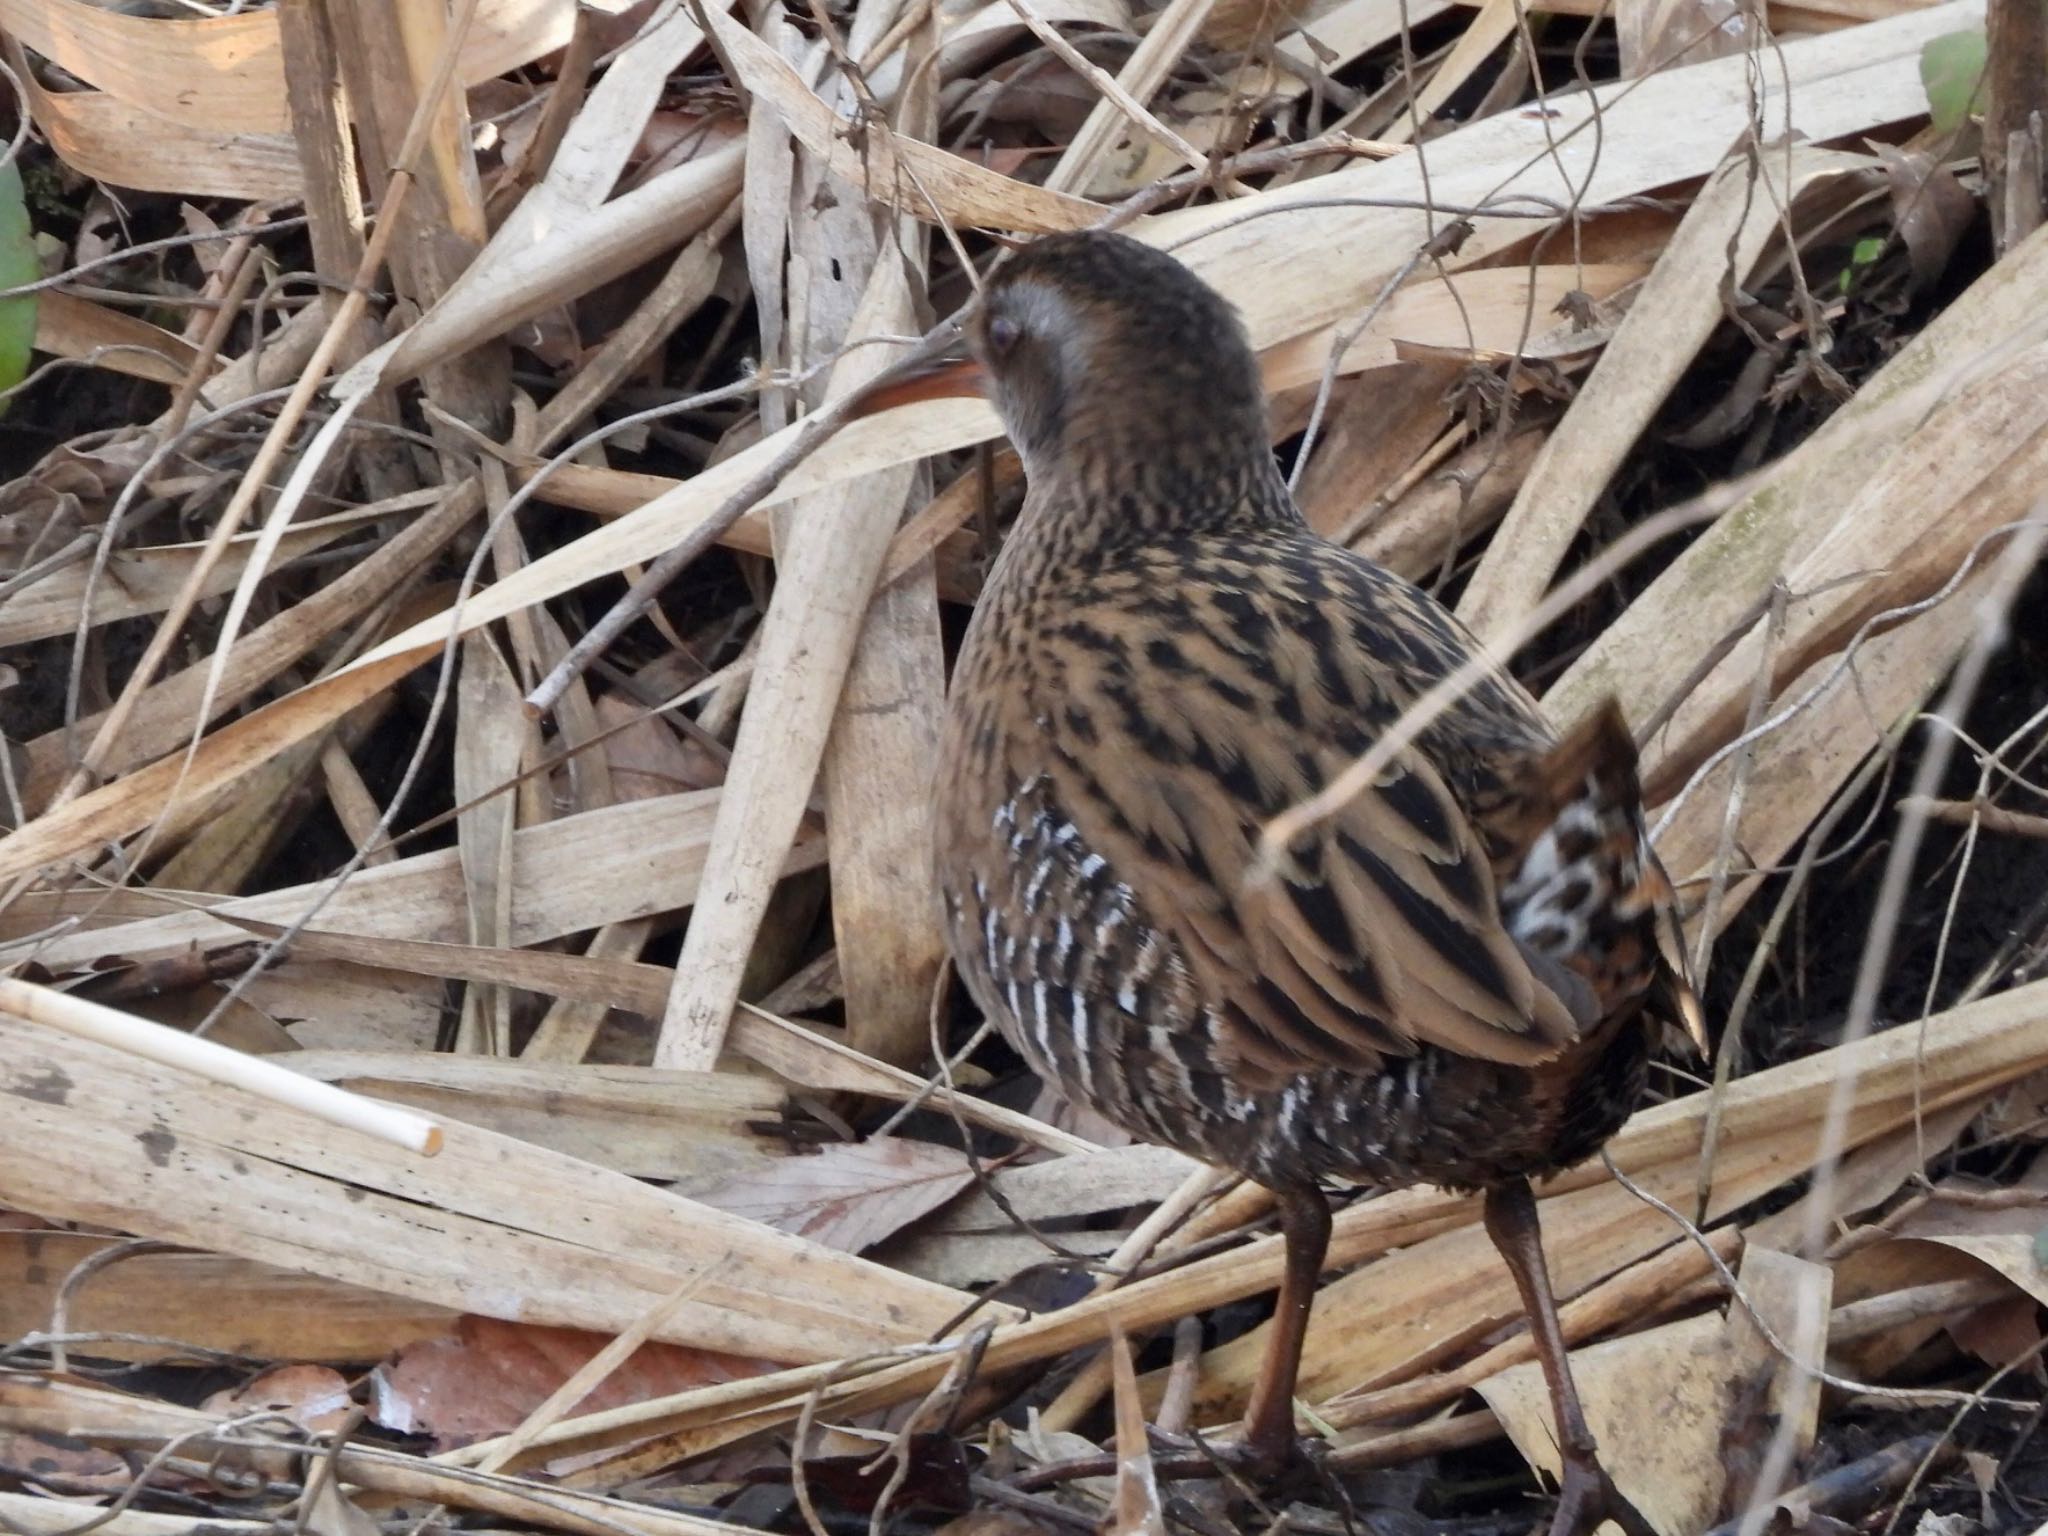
[846,342,989,420]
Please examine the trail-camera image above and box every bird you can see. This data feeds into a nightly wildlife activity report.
[849,230,1705,1536]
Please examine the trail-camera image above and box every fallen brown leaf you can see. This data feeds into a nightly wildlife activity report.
[203,1363,355,1434]
[0,1430,130,1493]
[370,1316,774,1450]
[695,1137,977,1254]
[1878,144,1978,292]
[1947,1293,2046,1372]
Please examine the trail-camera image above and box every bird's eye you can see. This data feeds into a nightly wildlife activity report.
[987,314,1023,356]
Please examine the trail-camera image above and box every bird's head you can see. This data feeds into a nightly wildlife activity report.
[855,232,1280,514]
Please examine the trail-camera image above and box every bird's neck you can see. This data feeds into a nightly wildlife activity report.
[1012,414,1301,559]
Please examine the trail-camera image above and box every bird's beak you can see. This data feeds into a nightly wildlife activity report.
[846,337,988,420]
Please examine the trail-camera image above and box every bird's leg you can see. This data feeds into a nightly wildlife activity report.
[1238,1183,1333,1471]
[1482,1178,1657,1536]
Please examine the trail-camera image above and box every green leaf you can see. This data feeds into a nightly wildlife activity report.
[1920,26,1989,136]
[0,159,39,416]
[1837,235,1887,295]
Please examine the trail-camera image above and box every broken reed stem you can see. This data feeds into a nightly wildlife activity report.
[132,1432,744,1536]
[1107,1322,1165,1535]
[1324,1405,1501,1470]
[0,977,442,1155]
[50,0,484,814]
[1153,1314,1206,1436]
[1826,1276,2010,1343]
[0,1489,265,1536]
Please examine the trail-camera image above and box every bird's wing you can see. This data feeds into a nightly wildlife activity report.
[1021,556,1602,1079]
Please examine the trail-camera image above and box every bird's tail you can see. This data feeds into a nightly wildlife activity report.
[1498,698,1711,1056]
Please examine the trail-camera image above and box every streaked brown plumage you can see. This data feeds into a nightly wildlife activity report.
[860,232,1701,1535]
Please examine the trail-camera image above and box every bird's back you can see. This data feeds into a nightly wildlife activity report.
[937,514,1694,1190]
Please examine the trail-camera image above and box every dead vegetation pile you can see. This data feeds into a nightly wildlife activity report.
[0,0,2046,1533]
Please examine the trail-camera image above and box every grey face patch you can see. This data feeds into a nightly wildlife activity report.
[981,277,1079,467]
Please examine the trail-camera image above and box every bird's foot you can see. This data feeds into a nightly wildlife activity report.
[1546,1450,1656,1536]
[1203,1429,1292,1481]
[1218,1400,1348,1482]
[1211,1420,1361,1509]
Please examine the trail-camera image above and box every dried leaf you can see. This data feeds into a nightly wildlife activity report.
[702,4,1100,233]
[593,693,723,797]
[1891,1230,2048,1309]
[202,1364,355,1434]
[7,0,576,137]
[1947,1294,2045,1372]
[1029,1082,1138,1147]
[1963,1449,2001,1522]
[1888,1162,2048,1310]
[370,1315,773,1450]
[0,428,156,567]
[696,1138,976,1254]
[1878,144,1977,291]
[0,1430,129,1493]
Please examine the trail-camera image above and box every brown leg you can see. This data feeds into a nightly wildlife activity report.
[1482,1178,1657,1536]
[1239,1183,1332,1470]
